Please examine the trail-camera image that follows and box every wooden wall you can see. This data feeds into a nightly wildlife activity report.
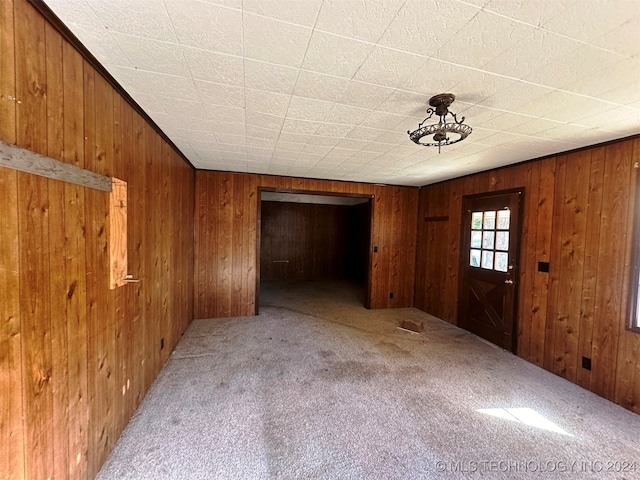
[260,202,352,280]
[0,1,195,478]
[415,136,640,414]
[194,171,418,318]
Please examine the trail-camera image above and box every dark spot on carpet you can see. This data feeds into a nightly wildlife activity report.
[319,360,388,382]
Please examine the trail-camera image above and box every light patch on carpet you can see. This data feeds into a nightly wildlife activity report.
[477,408,572,436]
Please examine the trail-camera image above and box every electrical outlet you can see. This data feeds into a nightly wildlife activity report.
[160,337,165,350]
[582,356,591,370]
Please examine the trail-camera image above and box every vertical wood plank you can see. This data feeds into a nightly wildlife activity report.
[0,0,16,145]
[517,162,537,360]
[18,173,54,480]
[62,42,84,168]
[0,168,24,480]
[204,172,219,318]
[125,113,142,413]
[232,173,245,316]
[591,141,630,399]
[577,147,605,389]
[553,151,590,382]
[544,155,567,372]
[614,138,640,413]
[63,182,89,479]
[14,0,46,155]
[14,2,52,478]
[0,1,23,478]
[529,157,556,366]
[414,187,429,311]
[193,173,204,316]
[247,174,258,314]
[146,130,162,379]
[437,181,456,324]
[60,35,88,480]
[218,173,234,317]
[84,64,115,478]
[44,21,71,480]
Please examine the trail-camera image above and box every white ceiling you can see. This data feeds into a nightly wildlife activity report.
[44,0,640,186]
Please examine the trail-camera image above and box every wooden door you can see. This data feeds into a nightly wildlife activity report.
[459,190,523,352]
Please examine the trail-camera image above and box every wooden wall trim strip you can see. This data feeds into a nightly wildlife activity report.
[0,139,112,191]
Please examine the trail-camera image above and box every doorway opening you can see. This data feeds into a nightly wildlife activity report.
[256,189,373,313]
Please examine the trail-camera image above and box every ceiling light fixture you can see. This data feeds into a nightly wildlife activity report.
[408,93,472,153]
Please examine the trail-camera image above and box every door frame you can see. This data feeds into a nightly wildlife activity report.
[458,187,525,352]
[255,187,375,314]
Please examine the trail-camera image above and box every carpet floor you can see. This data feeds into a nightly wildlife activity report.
[97,280,640,479]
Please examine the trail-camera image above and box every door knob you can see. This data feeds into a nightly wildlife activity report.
[504,279,514,285]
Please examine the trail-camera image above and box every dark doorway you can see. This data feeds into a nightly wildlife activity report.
[257,191,372,311]
[459,190,523,352]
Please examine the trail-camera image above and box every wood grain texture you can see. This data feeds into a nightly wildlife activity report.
[614,138,640,412]
[415,137,640,415]
[109,179,127,289]
[529,158,556,366]
[18,172,54,480]
[1,2,195,479]
[14,0,46,156]
[0,0,16,144]
[194,172,418,318]
[0,168,24,479]
[590,141,630,400]
[260,202,352,280]
[0,139,112,190]
[577,148,605,389]
[0,1,23,478]
[45,23,71,479]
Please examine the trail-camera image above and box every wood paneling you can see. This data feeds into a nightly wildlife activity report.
[0,168,24,479]
[1,2,195,479]
[415,136,640,415]
[0,1,23,478]
[194,172,419,318]
[260,202,353,280]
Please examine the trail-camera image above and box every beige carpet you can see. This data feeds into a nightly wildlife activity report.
[97,280,640,479]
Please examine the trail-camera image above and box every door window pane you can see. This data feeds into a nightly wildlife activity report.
[470,249,481,267]
[471,231,482,248]
[482,231,495,249]
[483,211,496,229]
[496,231,509,251]
[497,209,510,229]
[481,250,494,269]
[472,212,483,230]
[495,252,509,272]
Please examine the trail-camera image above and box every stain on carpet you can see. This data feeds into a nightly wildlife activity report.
[318,360,389,382]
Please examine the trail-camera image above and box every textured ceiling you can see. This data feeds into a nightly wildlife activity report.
[43,0,640,186]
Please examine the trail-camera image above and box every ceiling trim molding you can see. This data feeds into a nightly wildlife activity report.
[27,0,196,171]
